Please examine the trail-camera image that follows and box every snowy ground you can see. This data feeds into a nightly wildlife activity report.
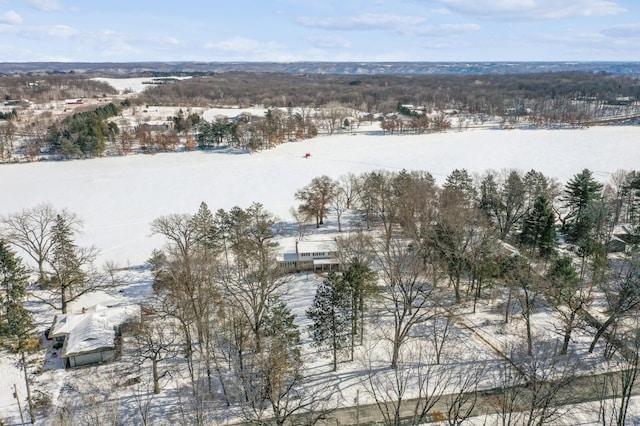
[2,123,640,424]
[1,125,639,268]
[92,77,192,94]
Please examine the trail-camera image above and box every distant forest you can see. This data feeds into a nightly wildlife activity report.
[140,71,640,115]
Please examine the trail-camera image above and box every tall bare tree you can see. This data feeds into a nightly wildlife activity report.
[371,234,434,369]
[2,203,80,283]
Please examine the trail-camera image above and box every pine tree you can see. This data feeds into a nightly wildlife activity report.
[306,272,352,371]
[443,168,476,205]
[0,240,32,343]
[342,258,377,354]
[562,169,604,245]
[48,214,87,313]
[519,195,557,259]
[0,240,36,423]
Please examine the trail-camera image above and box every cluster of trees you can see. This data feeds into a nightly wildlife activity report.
[0,108,17,120]
[143,202,328,424]
[46,103,120,158]
[4,166,640,424]
[198,107,318,151]
[0,75,117,104]
[4,71,640,163]
[293,167,640,357]
[0,203,118,424]
[380,111,451,134]
[292,167,640,424]
[0,204,109,314]
[141,71,640,121]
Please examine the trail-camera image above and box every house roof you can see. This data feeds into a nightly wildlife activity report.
[49,302,139,358]
[279,239,337,262]
[613,224,633,236]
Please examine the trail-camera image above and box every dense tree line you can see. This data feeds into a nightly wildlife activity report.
[0,74,117,104]
[141,71,640,118]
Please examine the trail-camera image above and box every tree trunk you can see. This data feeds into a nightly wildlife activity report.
[505,288,512,324]
[561,311,576,355]
[152,358,160,394]
[589,313,618,353]
[391,339,401,369]
[21,350,35,424]
[524,312,533,357]
[332,327,338,372]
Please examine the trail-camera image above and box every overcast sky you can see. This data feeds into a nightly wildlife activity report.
[1,0,639,62]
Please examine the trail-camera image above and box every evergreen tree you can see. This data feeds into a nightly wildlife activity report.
[47,214,87,313]
[546,256,586,355]
[191,201,214,249]
[562,169,604,245]
[519,195,557,259]
[342,258,377,353]
[306,272,352,371]
[0,240,32,343]
[443,168,476,205]
[0,240,36,423]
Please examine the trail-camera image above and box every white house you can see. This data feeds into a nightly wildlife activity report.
[48,300,139,368]
[278,239,341,273]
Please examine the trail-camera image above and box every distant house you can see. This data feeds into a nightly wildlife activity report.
[141,120,174,132]
[607,224,638,253]
[48,301,139,368]
[607,96,634,106]
[278,240,341,273]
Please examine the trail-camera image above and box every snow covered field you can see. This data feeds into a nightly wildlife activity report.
[2,124,640,424]
[2,125,639,268]
[92,76,192,94]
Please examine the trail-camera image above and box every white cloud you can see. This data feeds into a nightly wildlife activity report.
[411,23,480,36]
[28,0,62,11]
[204,37,285,54]
[305,34,352,49]
[602,23,640,38]
[42,24,77,37]
[437,0,625,20]
[0,10,22,25]
[204,37,261,52]
[296,13,426,31]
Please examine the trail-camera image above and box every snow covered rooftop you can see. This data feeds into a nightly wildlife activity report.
[49,302,139,358]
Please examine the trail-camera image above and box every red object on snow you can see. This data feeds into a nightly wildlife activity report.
[304,153,311,158]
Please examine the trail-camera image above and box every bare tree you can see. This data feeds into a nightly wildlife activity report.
[37,213,106,313]
[1,203,80,282]
[515,342,579,426]
[371,234,434,369]
[363,342,448,426]
[504,255,542,356]
[289,206,312,240]
[337,172,359,210]
[589,254,640,353]
[132,309,178,394]
[546,255,593,355]
[0,121,16,160]
[445,363,485,426]
[319,102,347,135]
[593,325,640,426]
[332,187,348,232]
